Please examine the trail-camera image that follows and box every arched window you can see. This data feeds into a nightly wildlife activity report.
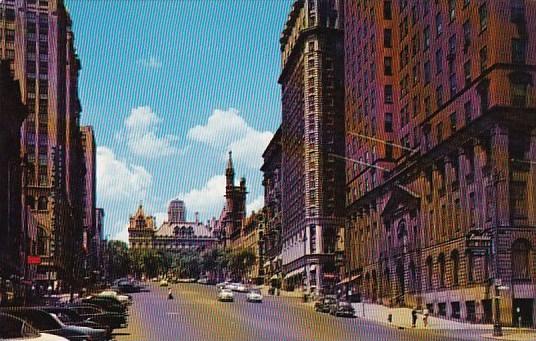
[37,196,47,210]
[426,256,433,289]
[512,239,531,280]
[451,250,460,286]
[438,253,446,287]
[36,226,48,256]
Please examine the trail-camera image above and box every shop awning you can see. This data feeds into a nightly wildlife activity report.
[284,268,304,279]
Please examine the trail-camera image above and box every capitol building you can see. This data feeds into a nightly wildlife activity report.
[128,200,218,252]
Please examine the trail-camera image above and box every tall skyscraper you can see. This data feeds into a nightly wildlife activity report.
[279,0,345,293]
[0,0,85,289]
[344,0,536,326]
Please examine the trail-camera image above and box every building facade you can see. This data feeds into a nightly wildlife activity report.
[261,127,283,282]
[0,60,27,305]
[128,201,217,252]
[218,152,247,248]
[0,0,85,291]
[94,208,105,275]
[232,211,266,284]
[344,0,536,327]
[279,0,346,293]
[80,126,96,271]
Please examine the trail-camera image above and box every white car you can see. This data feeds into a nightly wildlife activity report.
[216,281,229,290]
[234,284,249,293]
[97,290,131,304]
[225,283,239,291]
[159,279,169,287]
[246,289,263,303]
[217,289,234,302]
[0,313,69,340]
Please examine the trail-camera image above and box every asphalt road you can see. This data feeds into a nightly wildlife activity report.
[114,282,490,341]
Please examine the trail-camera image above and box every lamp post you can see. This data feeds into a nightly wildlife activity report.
[302,233,310,296]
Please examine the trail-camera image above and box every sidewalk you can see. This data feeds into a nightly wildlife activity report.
[351,302,536,340]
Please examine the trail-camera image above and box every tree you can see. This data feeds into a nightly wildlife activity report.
[105,240,131,280]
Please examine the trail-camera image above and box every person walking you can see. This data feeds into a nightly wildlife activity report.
[168,288,174,300]
[423,307,429,327]
[411,308,418,328]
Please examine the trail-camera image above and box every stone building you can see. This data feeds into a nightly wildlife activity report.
[80,126,96,271]
[261,127,283,282]
[279,0,346,293]
[234,211,265,284]
[344,0,536,327]
[0,60,27,304]
[217,152,247,248]
[128,201,217,252]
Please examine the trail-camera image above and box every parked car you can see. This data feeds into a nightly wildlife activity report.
[68,304,127,330]
[1,308,107,341]
[97,290,132,305]
[114,280,142,293]
[216,281,229,290]
[40,307,112,339]
[197,278,209,284]
[80,297,127,315]
[233,283,249,293]
[0,312,69,340]
[329,300,356,317]
[217,289,234,302]
[246,288,263,303]
[225,283,239,291]
[159,279,169,287]
[177,278,197,283]
[314,296,337,313]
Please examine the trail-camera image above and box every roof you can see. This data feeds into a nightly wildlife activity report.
[155,221,214,238]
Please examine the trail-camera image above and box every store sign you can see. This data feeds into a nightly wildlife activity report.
[27,256,41,265]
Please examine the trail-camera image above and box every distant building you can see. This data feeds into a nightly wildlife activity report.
[94,208,105,274]
[0,60,27,304]
[128,202,217,252]
[344,0,536,327]
[237,211,266,284]
[217,152,247,247]
[279,0,346,293]
[80,126,96,270]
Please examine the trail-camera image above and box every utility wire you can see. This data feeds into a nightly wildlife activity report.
[348,131,419,153]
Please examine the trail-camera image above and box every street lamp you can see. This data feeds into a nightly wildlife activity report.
[302,232,310,296]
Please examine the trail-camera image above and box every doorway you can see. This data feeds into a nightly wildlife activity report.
[513,299,533,327]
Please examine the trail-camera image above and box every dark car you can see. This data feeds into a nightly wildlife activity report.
[314,296,337,313]
[1,307,107,341]
[41,306,113,339]
[80,297,127,315]
[117,281,141,293]
[0,312,42,340]
[329,300,356,317]
[68,304,128,330]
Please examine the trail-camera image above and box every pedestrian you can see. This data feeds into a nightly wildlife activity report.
[411,307,418,328]
[168,288,174,300]
[423,307,429,327]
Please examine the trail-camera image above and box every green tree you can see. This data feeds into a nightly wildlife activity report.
[105,240,131,280]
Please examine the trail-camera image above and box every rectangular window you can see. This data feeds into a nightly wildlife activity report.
[384,57,393,75]
[424,61,431,84]
[424,96,431,116]
[424,26,430,50]
[464,60,471,86]
[510,181,528,218]
[436,86,443,107]
[384,1,392,20]
[464,101,472,124]
[512,39,527,64]
[385,113,393,132]
[436,49,443,74]
[448,0,456,22]
[386,143,393,160]
[469,192,476,226]
[449,74,457,98]
[450,112,457,132]
[436,13,442,37]
[479,46,488,72]
[511,0,525,22]
[437,122,444,143]
[384,29,392,48]
[448,35,456,56]
[463,22,471,50]
[479,4,488,32]
[384,85,393,104]
[454,198,461,230]
[412,96,419,116]
[512,82,528,107]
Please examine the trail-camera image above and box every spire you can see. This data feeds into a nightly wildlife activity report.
[226,151,235,182]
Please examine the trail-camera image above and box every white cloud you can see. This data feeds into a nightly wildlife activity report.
[137,56,162,69]
[124,106,184,158]
[113,223,130,244]
[247,195,264,215]
[187,108,273,168]
[154,212,168,226]
[177,175,226,221]
[96,146,152,201]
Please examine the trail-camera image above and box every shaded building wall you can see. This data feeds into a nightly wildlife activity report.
[344,0,536,326]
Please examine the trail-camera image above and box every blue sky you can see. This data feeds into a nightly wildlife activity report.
[65,0,293,241]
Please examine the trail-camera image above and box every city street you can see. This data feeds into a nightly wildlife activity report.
[115,283,490,341]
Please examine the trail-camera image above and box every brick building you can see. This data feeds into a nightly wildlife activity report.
[344,0,536,327]
[279,0,345,293]
[261,127,283,282]
[1,0,86,291]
